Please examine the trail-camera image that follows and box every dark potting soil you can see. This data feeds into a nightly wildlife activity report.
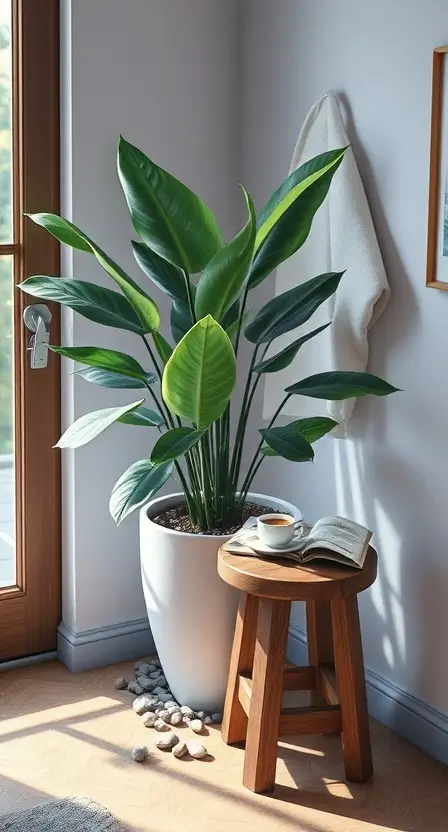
[151,501,279,535]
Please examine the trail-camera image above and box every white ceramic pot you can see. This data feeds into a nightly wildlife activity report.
[140,492,302,713]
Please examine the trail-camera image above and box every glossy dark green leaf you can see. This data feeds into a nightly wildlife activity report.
[285,371,400,399]
[248,148,347,288]
[119,406,164,427]
[19,276,145,334]
[170,300,194,343]
[253,323,331,373]
[162,315,236,428]
[27,213,160,333]
[75,367,156,389]
[226,309,250,343]
[132,240,188,304]
[195,188,256,321]
[150,427,205,465]
[56,399,144,449]
[152,331,173,364]
[51,345,147,381]
[109,459,173,525]
[118,137,222,273]
[245,273,342,344]
[261,417,338,456]
[260,426,314,462]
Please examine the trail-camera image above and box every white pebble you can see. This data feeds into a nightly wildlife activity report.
[131,745,148,763]
[190,719,204,734]
[170,711,183,726]
[158,709,170,721]
[155,731,178,750]
[188,739,208,759]
[180,706,194,719]
[133,695,158,715]
[113,676,128,690]
[154,719,170,732]
[172,740,188,759]
[165,701,179,710]
[142,712,157,728]
[211,713,222,724]
[195,711,206,720]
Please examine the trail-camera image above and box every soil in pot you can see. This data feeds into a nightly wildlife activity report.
[151,501,279,535]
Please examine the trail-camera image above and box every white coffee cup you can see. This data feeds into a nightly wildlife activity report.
[257,513,302,548]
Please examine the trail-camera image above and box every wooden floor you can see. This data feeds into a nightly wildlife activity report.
[0,660,446,832]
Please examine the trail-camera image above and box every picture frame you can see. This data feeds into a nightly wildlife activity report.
[426,47,448,290]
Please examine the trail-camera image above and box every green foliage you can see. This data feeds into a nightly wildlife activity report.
[20,137,399,531]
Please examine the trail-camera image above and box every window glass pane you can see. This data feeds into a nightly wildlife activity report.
[0,254,14,587]
[0,0,12,243]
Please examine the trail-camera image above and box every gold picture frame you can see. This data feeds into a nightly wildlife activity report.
[426,47,448,289]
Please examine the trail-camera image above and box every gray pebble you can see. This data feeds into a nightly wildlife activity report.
[195,711,206,720]
[141,712,157,728]
[134,661,144,672]
[131,744,148,763]
[180,706,194,719]
[190,719,204,734]
[165,701,179,710]
[128,682,144,696]
[172,740,188,759]
[152,658,161,668]
[113,676,128,690]
[153,686,166,695]
[154,718,170,732]
[155,731,178,750]
[203,716,213,725]
[158,693,172,703]
[149,671,163,681]
[133,695,158,715]
[211,713,222,724]
[170,711,183,726]
[137,663,152,676]
[187,739,208,759]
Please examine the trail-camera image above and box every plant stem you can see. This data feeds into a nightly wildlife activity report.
[229,345,259,491]
[141,335,176,429]
[237,393,290,506]
[183,270,196,328]
[233,284,249,359]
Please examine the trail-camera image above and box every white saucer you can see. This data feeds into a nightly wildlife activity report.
[247,533,307,556]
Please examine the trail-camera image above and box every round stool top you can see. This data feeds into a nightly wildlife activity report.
[217,546,377,601]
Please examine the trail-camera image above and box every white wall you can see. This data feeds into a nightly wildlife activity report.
[242,0,448,717]
[60,0,239,635]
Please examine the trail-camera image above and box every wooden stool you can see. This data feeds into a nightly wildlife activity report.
[218,546,377,793]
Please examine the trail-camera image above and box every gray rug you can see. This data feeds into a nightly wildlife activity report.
[0,797,127,831]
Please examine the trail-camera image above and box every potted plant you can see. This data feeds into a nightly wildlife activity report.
[19,139,397,711]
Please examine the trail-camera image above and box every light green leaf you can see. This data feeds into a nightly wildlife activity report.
[261,417,338,455]
[150,427,205,465]
[260,425,314,462]
[248,148,347,288]
[28,213,160,333]
[75,367,156,389]
[253,322,331,373]
[109,459,173,525]
[132,240,188,304]
[245,273,342,344]
[51,345,147,381]
[162,315,236,428]
[119,407,164,427]
[152,331,173,364]
[195,188,256,321]
[118,137,222,272]
[285,371,400,399]
[56,399,144,449]
[19,276,145,334]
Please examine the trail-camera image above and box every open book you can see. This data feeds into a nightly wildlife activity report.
[223,516,373,569]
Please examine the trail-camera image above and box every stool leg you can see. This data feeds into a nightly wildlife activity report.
[331,594,373,783]
[243,598,291,793]
[222,593,258,745]
[306,599,334,666]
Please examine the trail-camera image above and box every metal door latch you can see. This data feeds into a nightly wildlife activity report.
[23,304,52,369]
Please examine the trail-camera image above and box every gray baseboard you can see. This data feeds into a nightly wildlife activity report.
[58,618,155,672]
[0,651,57,672]
[287,624,448,767]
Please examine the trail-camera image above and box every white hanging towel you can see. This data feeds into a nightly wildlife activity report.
[262,92,390,437]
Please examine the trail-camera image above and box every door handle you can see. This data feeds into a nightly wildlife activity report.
[23,304,52,369]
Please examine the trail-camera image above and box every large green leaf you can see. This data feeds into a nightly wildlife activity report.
[118,137,222,273]
[260,426,314,462]
[132,240,188,304]
[109,459,173,525]
[245,272,342,344]
[152,331,173,364]
[75,367,156,389]
[150,427,205,465]
[28,214,160,333]
[253,322,331,373]
[20,276,145,334]
[170,299,194,343]
[261,417,338,456]
[51,346,148,382]
[119,407,164,427]
[162,315,236,428]
[56,399,144,449]
[248,149,347,288]
[195,188,256,321]
[285,371,400,399]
